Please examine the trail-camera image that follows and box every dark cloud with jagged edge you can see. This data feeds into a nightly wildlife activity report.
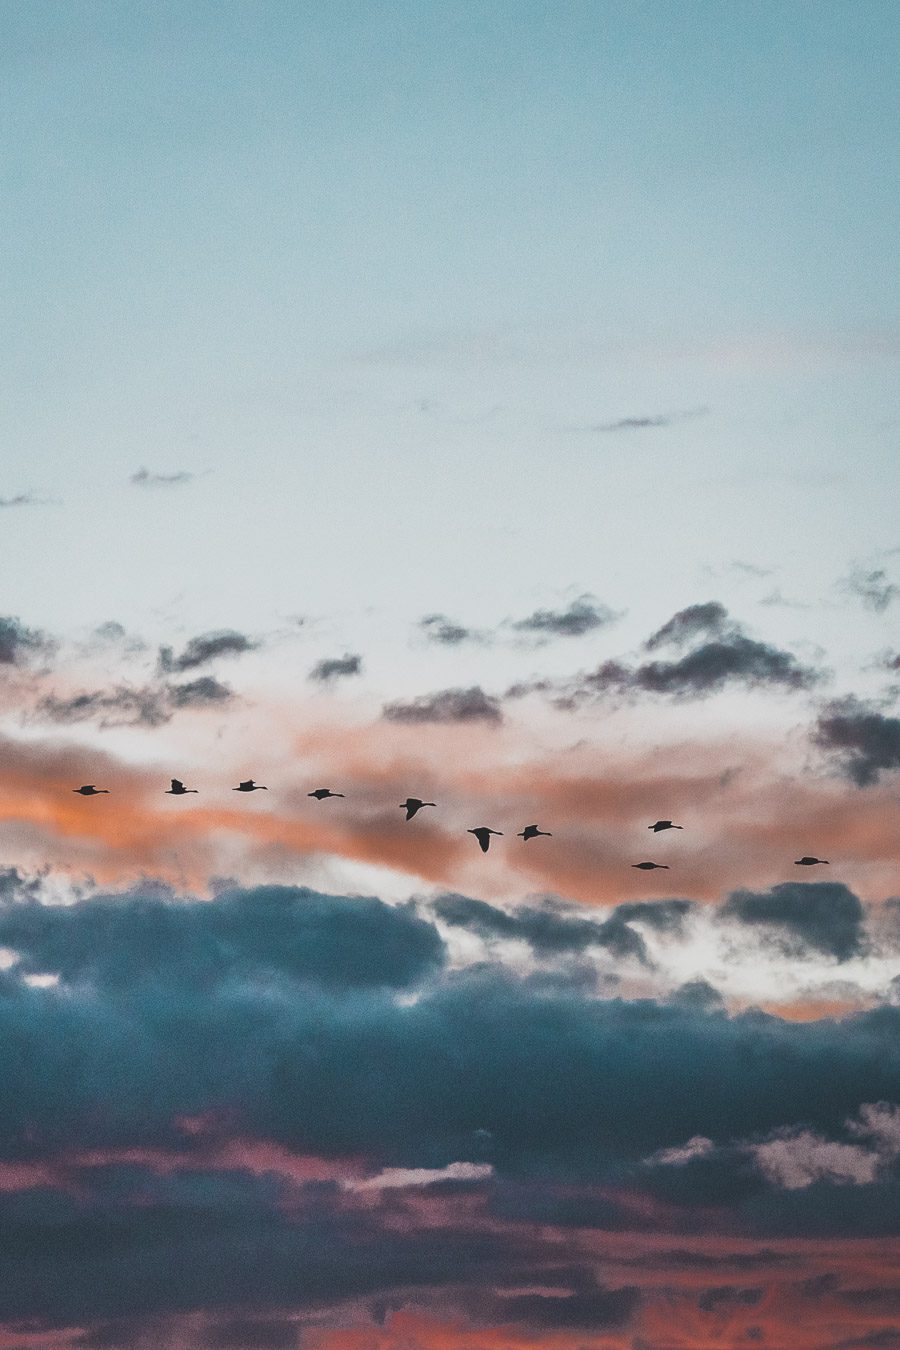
[720,882,865,961]
[158,630,257,674]
[167,677,233,708]
[417,614,482,646]
[432,893,650,964]
[814,698,900,786]
[0,614,52,666]
[35,677,233,727]
[130,467,195,487]
[308,653,363,682]
[511,594,620,639]
[382,685,502,724]
[840,566,900,613]
[645,601,733,651]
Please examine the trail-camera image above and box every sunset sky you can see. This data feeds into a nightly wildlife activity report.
[2,3,900,1348]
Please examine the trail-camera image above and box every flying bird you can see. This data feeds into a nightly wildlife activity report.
[166,779,198,795]
[632,862,669,870]
[73,785,109,796]
[795,856,829,866]
[308,788,344,800]
[233,780,267,792]
[649,820,682,832]
[468,827,503,853]
[400,797,436,820]
[517,825,551,840]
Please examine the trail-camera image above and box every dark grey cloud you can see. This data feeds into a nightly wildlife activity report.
[582,635,818,699]
[36,685,170,729]
[382,685,502,724]
[613,899,696,933]
[0,615,51,666]
[432,894,650,965]
[697,1285,764,1314]
[814,698,900,786]
[158,630,256,674]
[308,654,363,682]
[0,492,48,508]
[498,1278,639,1330]
[130,467,194,487]
[167,677,233,708]
[417,614,481,646]
[721,882,865,961]
[841,567,900,613]
[511,595,620,639]
[645,602,733,651]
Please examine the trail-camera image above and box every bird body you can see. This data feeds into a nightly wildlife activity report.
[400,798,436,820]
[166,779,198,795]
[632,861,669,870]
[73,785,109,795]
[518,825,551,840]
[795,856,829,866]
[649,820,682,832]
[234,780,267,792]
[468,827,503,853]
[309,788,344,800]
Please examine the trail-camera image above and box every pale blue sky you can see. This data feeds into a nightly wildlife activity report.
[2,1,898,679]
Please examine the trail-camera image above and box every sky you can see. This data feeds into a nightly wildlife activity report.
[1,2,900,1347]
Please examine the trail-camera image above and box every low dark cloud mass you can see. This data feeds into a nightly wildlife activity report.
[37,685,170,729]
[158,631,256,674]
[841,567,900,613]
[130,467,195,487]
[308,654,363,682]
[582,634,817,699]
[0,882,899,1337]
[417,614,480,646]
[167,677,233,708]
[721,882,865,961]
[815,697,900,786]
[511,594,620,639]
[0,614,51,665]
[382,685,502,723]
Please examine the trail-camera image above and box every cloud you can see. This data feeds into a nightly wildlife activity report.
[130,468,194,487]
[308,654,363,682]
[815,698,900,786]
[36,685,171,729]
[432,894,650,964]
[382,686,502,724]
[840,567,900,614]
[158,631,257,674]
[417,615,482,646]
[0,492,49,508]
[645,602,733,651]
[581,636,818,700]
[721,882,865,961]
[0,615,51,666]
[577,406,709,433]
[167,677,233,708]
[511,595,620,639]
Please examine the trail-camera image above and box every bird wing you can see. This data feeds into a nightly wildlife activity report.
[171,779,183,791]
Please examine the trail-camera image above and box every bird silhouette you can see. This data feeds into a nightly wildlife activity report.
[517,825,551,840]
[308,788,344,800]
[795,856,829,866]
[632,861,669,870]
[649,820,682,832]
[468,827,503,853]
[233,780,267,792]
[166,779,198,795]
[400,798,435,820]
[73,785,109,796]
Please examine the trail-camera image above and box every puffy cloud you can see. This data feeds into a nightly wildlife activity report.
[815,698,900,786]
[308,654,363,682]
[382,686,502,724]
[511,595,620,640]
[417,615,482,646]
[167,677,233,708]
[0,615,51,666]
[36,685,171,729]
[840,567,900,614]
[432,893,650,964]
[645,602,734,651]
[721,882,865,961]
[158,631,256,674]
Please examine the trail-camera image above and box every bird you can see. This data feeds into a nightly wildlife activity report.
[632,861,669,870]
[517,825,551,840]
[166,779,198,795]
[308,788,344,800]
[400,797,435,820]
[73,785,109,796]
[649,820,682,832]
[795,856,829,866]
[468,827,503,853]
[233,780,267,792]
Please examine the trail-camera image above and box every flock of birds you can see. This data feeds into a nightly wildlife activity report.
[72,781,830,868]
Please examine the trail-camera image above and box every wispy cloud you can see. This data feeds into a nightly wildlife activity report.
[839,567,900,613]
[159,631,256,674]
[567,405,709,433]
[130,467,195,488]
[308,654,363,682]
[383,685,503,724]
[511,594,621,640]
